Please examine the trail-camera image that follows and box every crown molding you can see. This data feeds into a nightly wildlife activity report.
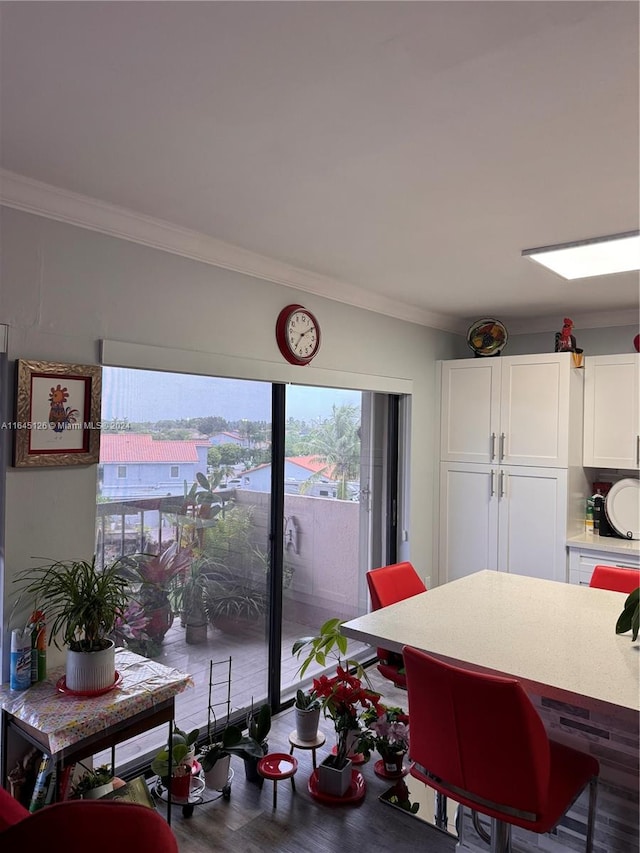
[0,169,463,334]
[504,309,639,335]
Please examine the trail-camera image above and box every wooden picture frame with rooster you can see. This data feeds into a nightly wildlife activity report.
[13,360,102,467]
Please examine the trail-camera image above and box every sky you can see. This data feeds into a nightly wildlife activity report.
[101,367,361,424]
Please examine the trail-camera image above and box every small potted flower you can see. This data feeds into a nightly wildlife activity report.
[293,688,322,742]
[359,705,410,776]
[150,724,199,802]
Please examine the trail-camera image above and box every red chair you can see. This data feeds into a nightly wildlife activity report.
[589,564,640,594]
[0,788,179,852]
[403,647,599,853]
[366,562,427,688]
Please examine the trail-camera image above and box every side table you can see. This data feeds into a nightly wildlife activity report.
[0,649,193,824]
[288,729,326,770]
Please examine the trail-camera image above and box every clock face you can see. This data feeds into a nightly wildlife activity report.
[276,304,321,365]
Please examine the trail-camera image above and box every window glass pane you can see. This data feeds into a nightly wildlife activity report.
[97,367,271,762]
[281,386,371,698]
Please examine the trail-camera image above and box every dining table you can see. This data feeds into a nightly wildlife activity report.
[342,570,639,853]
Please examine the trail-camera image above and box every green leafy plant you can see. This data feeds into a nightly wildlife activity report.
[13,556,130,652]
[150,724,200,779]
[291,617,368,682]
[615,587,639,641]
[294,687,321,711]
[198,725,263,772]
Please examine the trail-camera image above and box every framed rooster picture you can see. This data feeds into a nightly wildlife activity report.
[13,360,102,467]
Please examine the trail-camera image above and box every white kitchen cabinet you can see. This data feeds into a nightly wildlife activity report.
[439,462,568,583]
[583,354,639,470]
[567,538,640,586]
[440,353,576,468]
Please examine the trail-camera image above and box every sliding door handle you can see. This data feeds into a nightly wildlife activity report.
[636,435,639,466]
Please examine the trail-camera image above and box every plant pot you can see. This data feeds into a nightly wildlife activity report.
[169,771,191,802]
[185,620,208,645]
[379,750,407,775]
[66,640,115,693]
[317,754,352,797]
[146,606,174,643]
[243,741,268,786]
[295,705,321,742]
[81,780,114,800]
[203,754,231,790]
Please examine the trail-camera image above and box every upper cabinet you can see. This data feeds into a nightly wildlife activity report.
[440,353,578,468]
[583,354,639,470]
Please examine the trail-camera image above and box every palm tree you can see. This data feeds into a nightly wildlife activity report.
[307,404,360,500]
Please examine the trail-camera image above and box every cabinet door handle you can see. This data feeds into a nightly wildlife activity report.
[490,469,496,497]
[615,563,637,570]
[499,433,506,461]
[636,435,639,466]
[490,433,496,461]
[499,470,505,498]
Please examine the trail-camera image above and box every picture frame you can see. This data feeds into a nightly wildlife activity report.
[13,360,102,467]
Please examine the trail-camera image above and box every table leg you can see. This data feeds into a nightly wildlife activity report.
[166,719,173,825]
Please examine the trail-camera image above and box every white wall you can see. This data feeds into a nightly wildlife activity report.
[0,207,460,672]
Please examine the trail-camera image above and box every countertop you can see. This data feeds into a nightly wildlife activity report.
[342,571,639,714]
[567,532,640,556]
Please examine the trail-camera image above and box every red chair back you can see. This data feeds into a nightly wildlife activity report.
[403,646,550,819]
[366,561,427,610]
[589,565,640,594]
[0,799,179,852]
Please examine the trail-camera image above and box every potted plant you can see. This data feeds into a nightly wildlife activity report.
[150,724,199,801]
[238,702,271,785]
[293,688,322,742]
[198,722,264,791]
[292,618,382,796]
[358,705,410,775]
[120,544,192,644]
[616,587,640,640]
[71,763,114,800]
[175,560,210,645]
[12,556,130,692]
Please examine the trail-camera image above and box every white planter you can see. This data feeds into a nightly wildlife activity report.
[203,754,231,790]
[295,706,321,742]
[66,640,115,693]
[317,755,352,797]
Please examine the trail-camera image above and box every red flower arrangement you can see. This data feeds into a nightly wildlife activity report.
[313,665,383,766]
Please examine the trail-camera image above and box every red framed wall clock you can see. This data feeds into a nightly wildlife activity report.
[276,304,321,366]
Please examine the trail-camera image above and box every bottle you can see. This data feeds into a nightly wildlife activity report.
[30,610,47,682]
[585,496,594,533]
[10,628,32,690]
[592,490,603,534]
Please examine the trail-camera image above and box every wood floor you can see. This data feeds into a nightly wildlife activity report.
[166,670,458,853]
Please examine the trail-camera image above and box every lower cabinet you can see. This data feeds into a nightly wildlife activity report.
[439,462,568,583]
[568,544,640,586]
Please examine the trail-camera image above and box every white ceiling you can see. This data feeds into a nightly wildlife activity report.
[1,1,638,335]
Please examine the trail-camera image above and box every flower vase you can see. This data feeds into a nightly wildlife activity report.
[317,754,352,797]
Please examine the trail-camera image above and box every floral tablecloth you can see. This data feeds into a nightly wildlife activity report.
[0,648,193,754]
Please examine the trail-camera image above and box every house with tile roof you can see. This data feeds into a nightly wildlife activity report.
[240,455,350,498]
[99,434,210,499]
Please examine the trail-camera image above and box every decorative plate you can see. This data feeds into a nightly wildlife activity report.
[466,318,508,356]
[56,670,122,697]
[604,478,639,540]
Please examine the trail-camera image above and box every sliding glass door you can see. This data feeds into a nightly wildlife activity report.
[96,368,400,769]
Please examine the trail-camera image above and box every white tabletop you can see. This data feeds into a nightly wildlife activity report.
[342,571,639,713]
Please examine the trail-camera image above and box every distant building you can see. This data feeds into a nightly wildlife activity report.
[241,455,344,497]
[99,434,209,499]
[209,431,246,446]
